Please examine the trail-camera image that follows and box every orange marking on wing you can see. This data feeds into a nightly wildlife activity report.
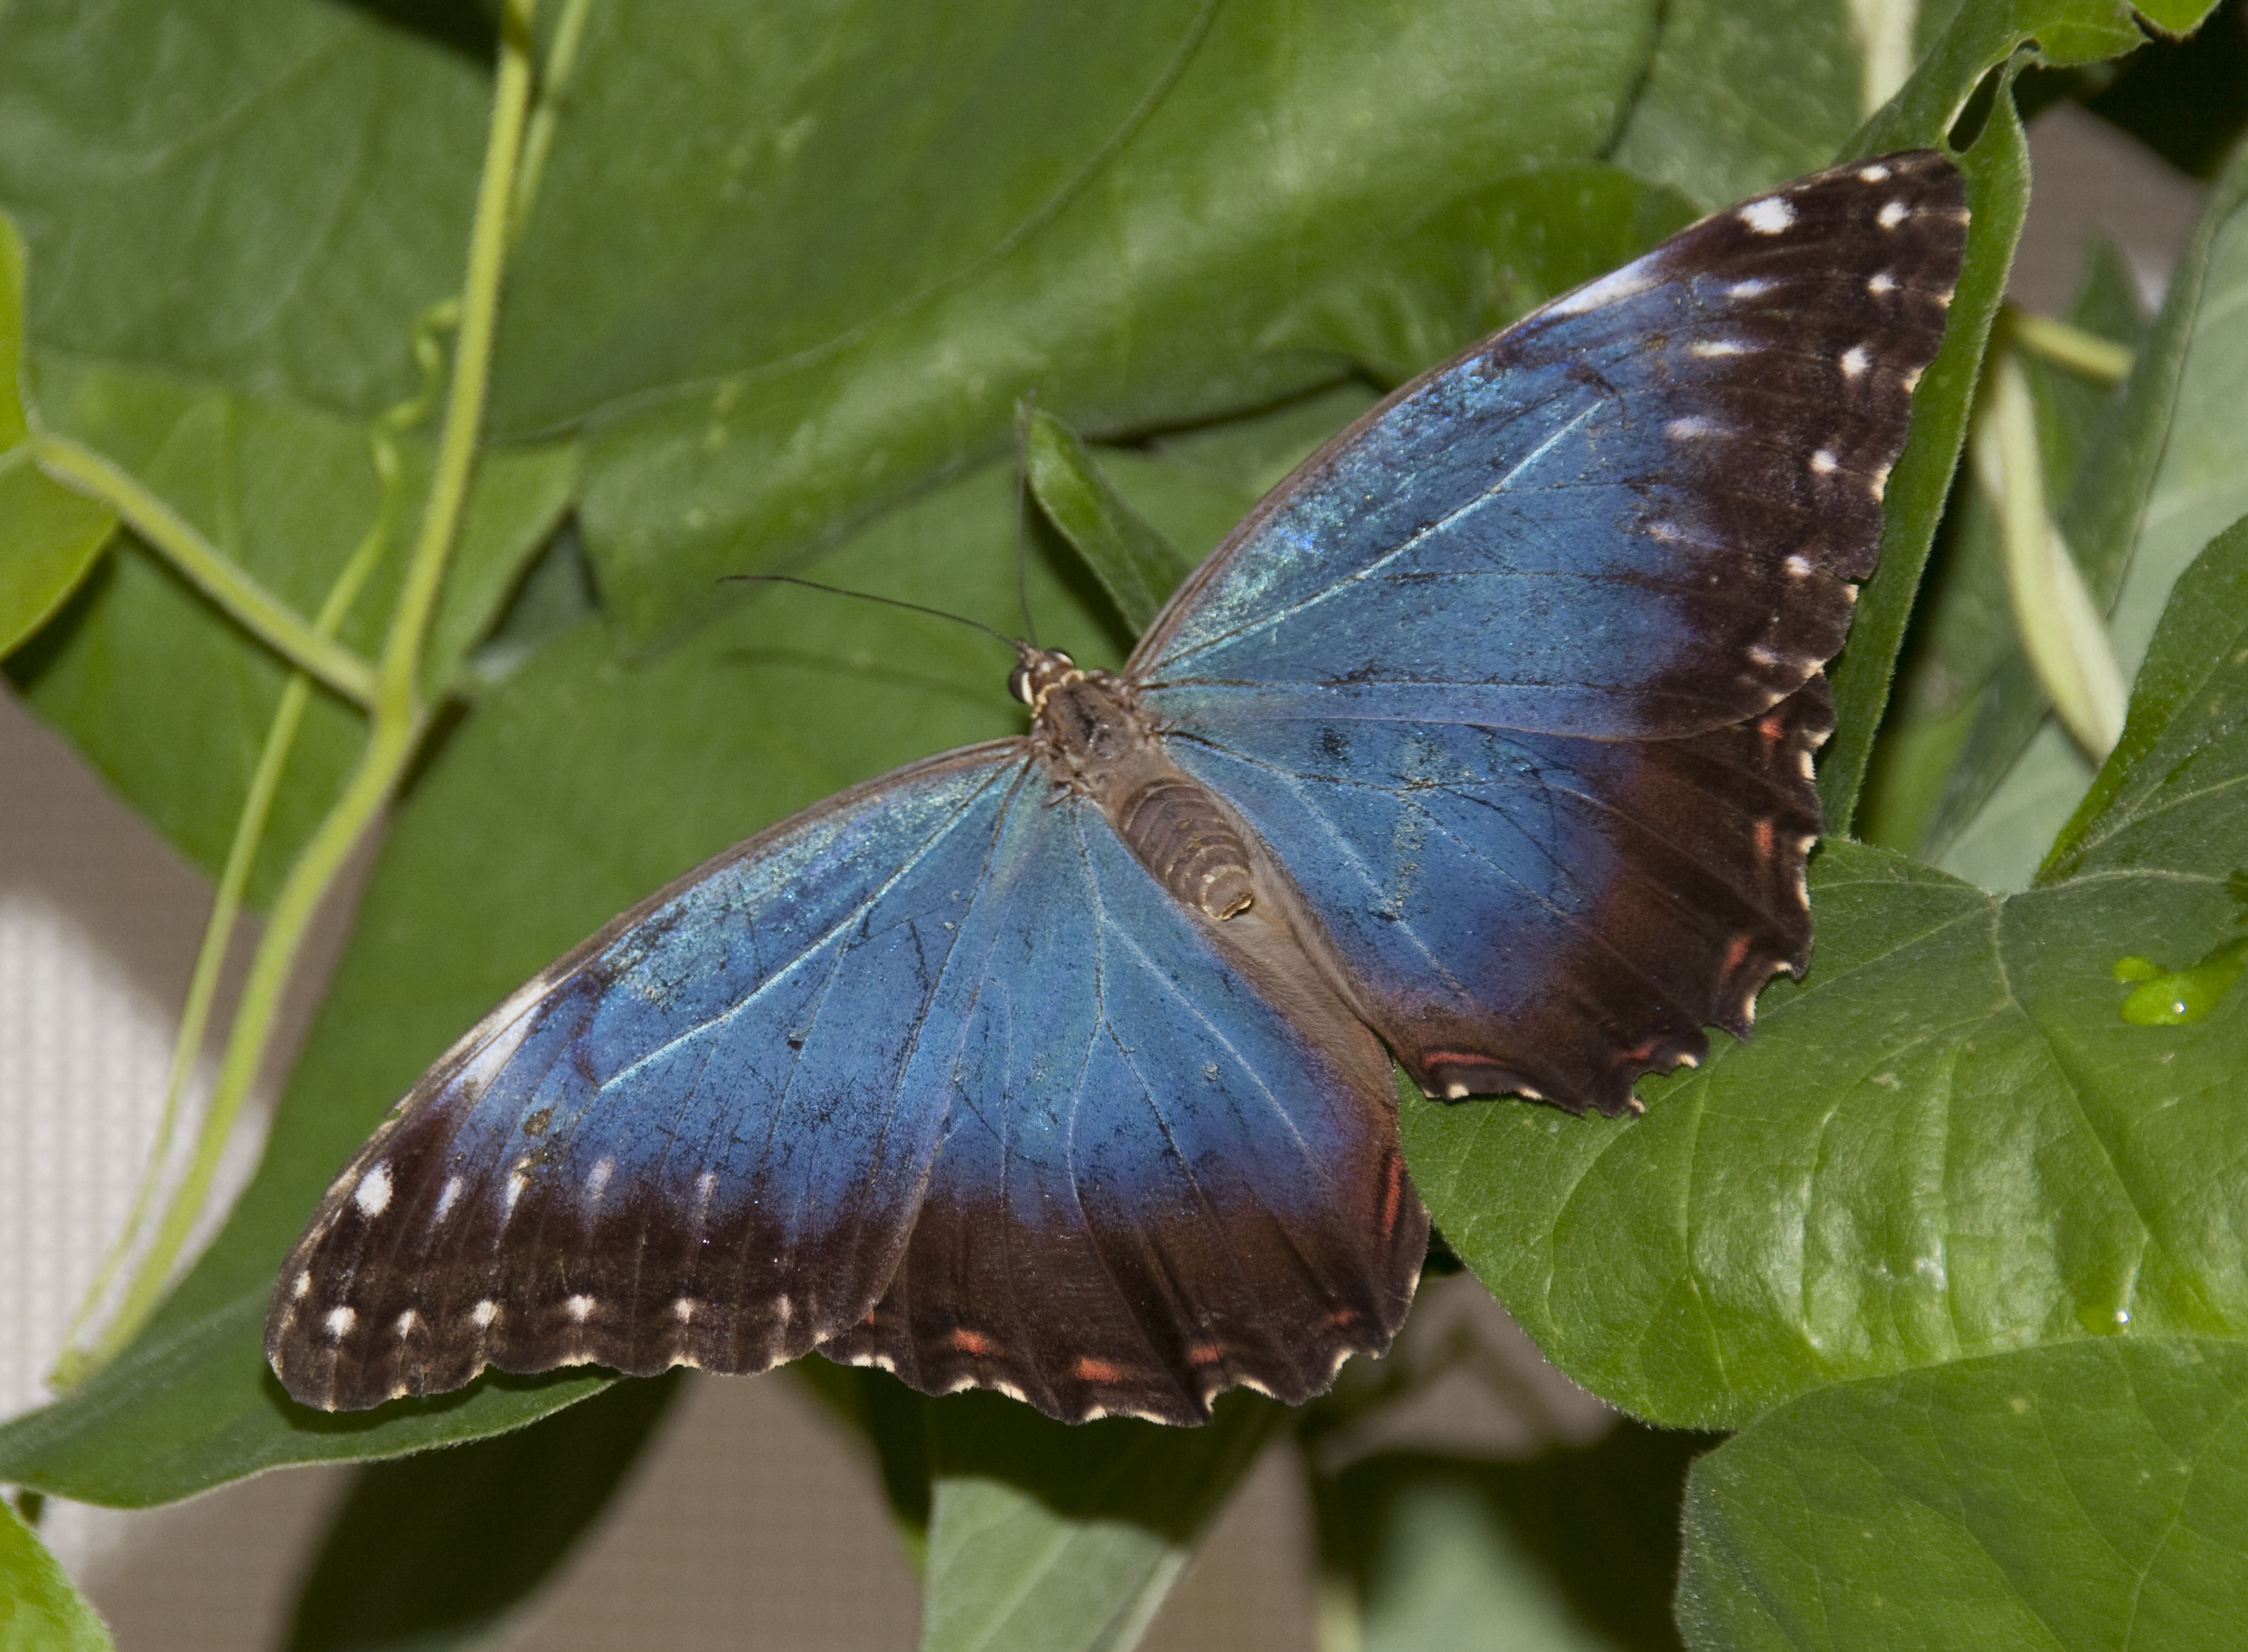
[1758,712,1786,752]
[1187,1343,1227,1367]
[1073,1356,1125,1383]
[1724,933,1755,975]
[1382,1153,1405,1233]
[949,1328,996,1357]
[1755,818,1776,859]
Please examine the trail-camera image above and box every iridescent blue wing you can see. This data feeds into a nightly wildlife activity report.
[267,745,1420,1420]
[1133,152,1967,1114]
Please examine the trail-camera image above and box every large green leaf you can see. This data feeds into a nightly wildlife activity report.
[1411,510,2248,1428]
[1675,1337,2248,1650]
[0,0,486,420]
[552,0,1658,644]
[0,212,112,659]
[1612,0,1874,209]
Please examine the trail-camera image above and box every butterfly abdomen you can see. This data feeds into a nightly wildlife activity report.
[1115,777,1255,920]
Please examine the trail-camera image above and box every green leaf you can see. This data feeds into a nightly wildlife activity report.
[1611,0,1870,209]
[1316,1427,1710,1652]
[284,1374,680,1652]
[2047,511,2248,880]
[1412,505,2248,1427]
[1675,1337,2248,1651]
[1022,406,1194,636]
[0,211,112,658]
[0,0,487,419]
[2137,0,2227,35]
[550,0,1658,644]
[0,1498,112,1652]
[918,1391,1281,1652]
[6,355,576,904]
[1251,163,1701,381]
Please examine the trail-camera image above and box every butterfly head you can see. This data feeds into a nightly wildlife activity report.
[1008,645,1084,714]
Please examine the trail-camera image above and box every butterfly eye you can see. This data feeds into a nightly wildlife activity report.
[1008,665,1034,706]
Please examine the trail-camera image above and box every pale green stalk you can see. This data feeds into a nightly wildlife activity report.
[28,430,377,708]
[1973,352,2127,762]
[72,0,544,1369]
[51,448,400,1385]
[2006,306,2134,382]
[513,0,595,244]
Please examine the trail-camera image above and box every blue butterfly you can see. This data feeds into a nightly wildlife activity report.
[269,152,1966,1422]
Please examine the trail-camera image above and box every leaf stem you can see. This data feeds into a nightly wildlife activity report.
[28,431,378,708]
[382,0,539,721]
[2003,306,2135,383]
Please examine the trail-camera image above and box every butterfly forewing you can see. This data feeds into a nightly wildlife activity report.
[1136,151,1966,1113]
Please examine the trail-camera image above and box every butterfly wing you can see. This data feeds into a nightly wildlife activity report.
[1132,152,1967,1114]
[268,741,1420,1419]
[818,787,1423,1422]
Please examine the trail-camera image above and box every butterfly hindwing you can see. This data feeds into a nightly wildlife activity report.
[820,793,1423,1422]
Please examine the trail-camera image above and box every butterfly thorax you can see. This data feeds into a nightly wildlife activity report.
[1014,646,1255,922]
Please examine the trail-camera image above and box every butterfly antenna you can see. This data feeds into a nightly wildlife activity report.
[723,574,1019,651]
[1013,392,1043,648]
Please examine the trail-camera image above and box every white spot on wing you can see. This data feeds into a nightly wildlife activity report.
[1868,271,1897,295]
[1841,344,1870,378]
[1878,199,1910,230]
[1666,416,1715,441]
[1858,163,1893,182]
[586,1157,614,1198]
[1691,337,1749,358]
[1784,555,1813,579]
[353,1163,393,1218]
[434,1176,464,1222]
[672,1297,697,1323]
[1728,278,1770,300]
[1545,259,1660,317]
[565,1294,595,1323]
[1739,196,1795,234]
[395,1309,419,1337]
[471,1299,499,1329]
[325,1306,356,1339]
[1811,448,1839,474]
[293,1270,313,1300]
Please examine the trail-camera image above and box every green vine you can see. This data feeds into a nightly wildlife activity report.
[47,0,552,1384]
